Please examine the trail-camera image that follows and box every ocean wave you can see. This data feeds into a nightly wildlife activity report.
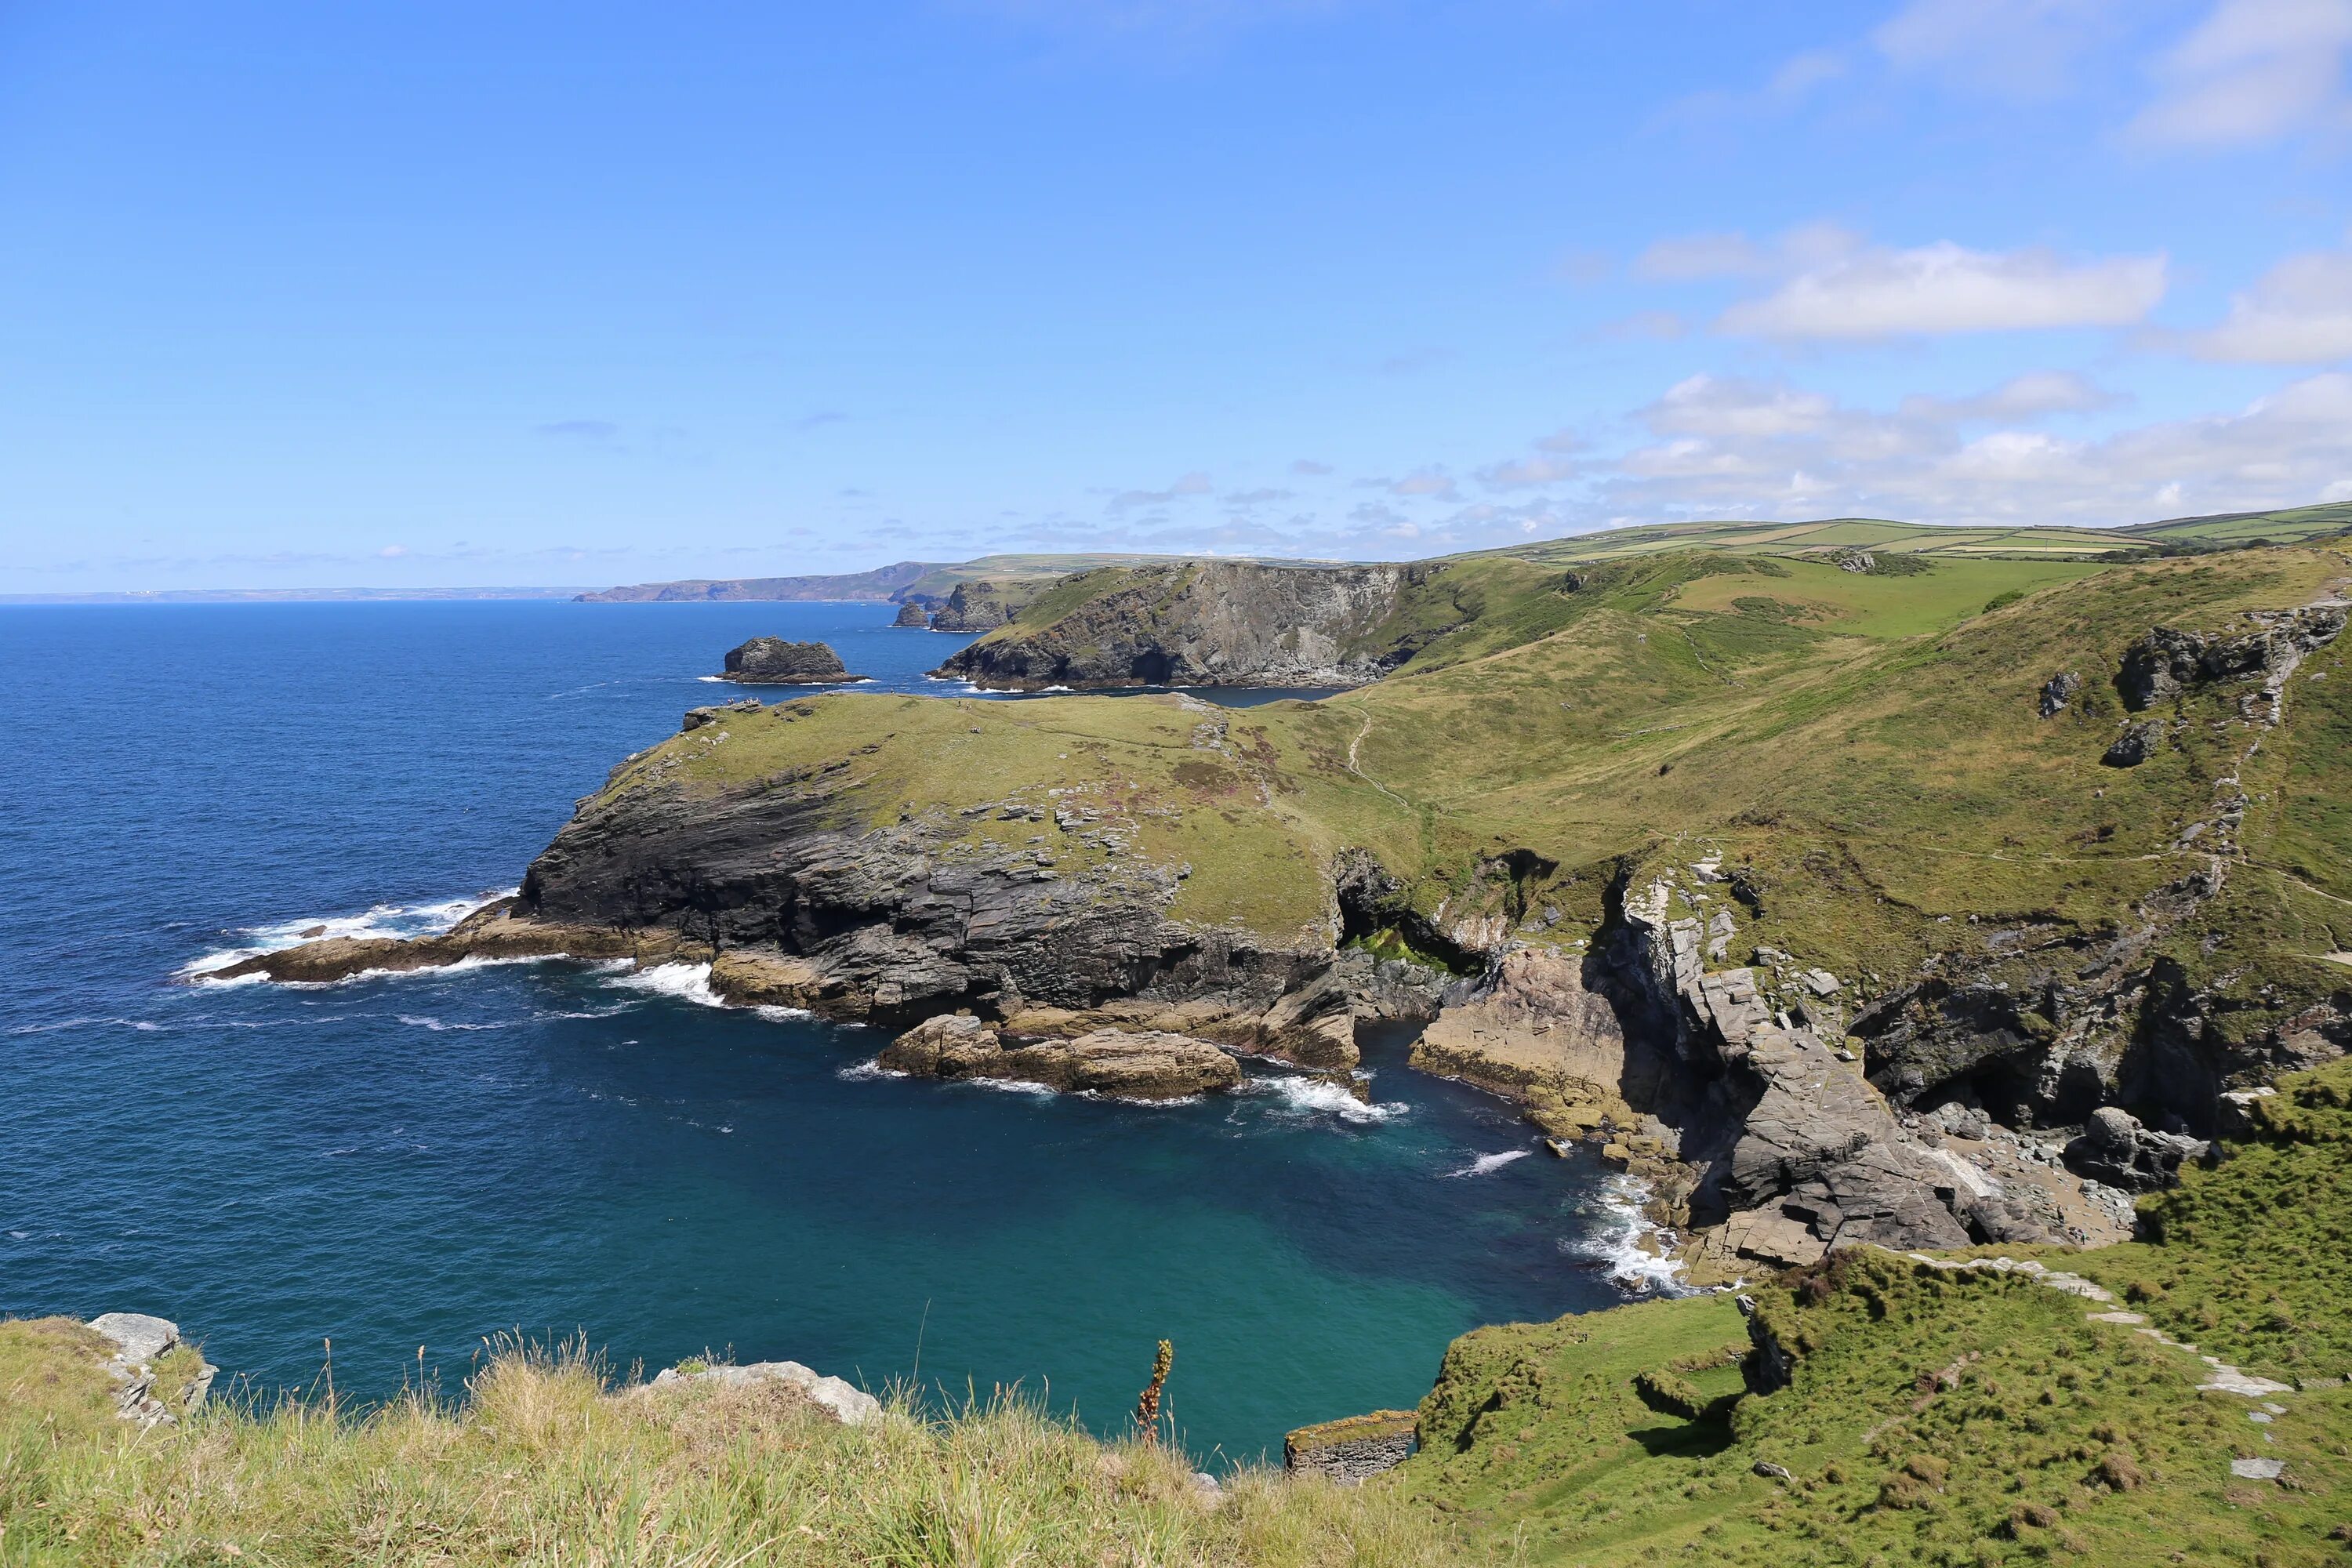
[1569,1174,1696,1297]
[1242,1076,1407,1125]
[1442,1149,1532,1179]
[837,1058,905,1080]
[397,1014,506,1033]
[178,887,517,978]
[602,962,727,1007]
[7,1016,166,1036]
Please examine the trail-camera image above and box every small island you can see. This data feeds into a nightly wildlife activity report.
[718,637,867,684]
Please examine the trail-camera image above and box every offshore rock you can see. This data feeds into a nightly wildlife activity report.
[720,637,866,684]
[203,899,681,984]
[880,1014,1243,1098]
[891,600,930,628]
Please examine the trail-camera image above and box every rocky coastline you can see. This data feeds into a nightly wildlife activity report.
[195,563,2352,1285]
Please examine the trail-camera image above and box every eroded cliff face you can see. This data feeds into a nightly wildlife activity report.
[935,561,1439,689]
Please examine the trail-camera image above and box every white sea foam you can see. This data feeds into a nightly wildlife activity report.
[603,962,727,1007]
[754,1004,813,1022]
[1244,1075,1407,1125]
[837,1058,906,1081]
[695,674,726,683]
[1443,1149,1532,1179]
[180,887,518,978]
[1570,1174,1696,1297]
[397,1014,505,1033]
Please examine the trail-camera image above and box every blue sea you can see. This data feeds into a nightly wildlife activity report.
[0,600,1657,1464]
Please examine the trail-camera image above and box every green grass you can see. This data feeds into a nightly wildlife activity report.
[1403,1058,2352,1566]
[0,1339,1452,1568]
[609,543,2352,1047]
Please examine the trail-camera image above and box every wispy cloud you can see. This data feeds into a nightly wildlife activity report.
[1106,470,1214,510]
[2177,248,2352,360]
[2130,0,2352,147]
[1718,241,2168,338]
[1875,0,2125,100]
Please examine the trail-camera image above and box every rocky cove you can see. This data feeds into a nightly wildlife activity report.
[200,550,2352,1284]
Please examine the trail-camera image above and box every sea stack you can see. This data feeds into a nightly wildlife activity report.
[719,637,866,684]
[891,601,930,628]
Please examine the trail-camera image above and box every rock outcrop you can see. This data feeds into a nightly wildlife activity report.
[935,560,1454,689]
[930,579,1026,633]
[89,1312,216,1428]
[2116,604,2346,712]
[640,1359,880,1425]
[879,1014,1243,1098]
[891,601,930,628]
[720,638,865,684]
[1283,1411,1418,1482]
[2063,1106,2207,1192]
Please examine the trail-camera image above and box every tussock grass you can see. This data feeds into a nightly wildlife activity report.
[0,1337,1451,1568]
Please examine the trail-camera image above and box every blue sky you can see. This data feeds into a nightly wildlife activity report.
[4,0,2350,591]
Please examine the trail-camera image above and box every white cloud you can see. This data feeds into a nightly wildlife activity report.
[1901,370,2122,420]
[2183,249,2352,361]
[1633,222,1862,281]
[1602,369,2352,526]
[1388,470,1459,500]
[1719,241,2168,338]
[1875,0,2124,100]
[2130,0,2352,147]
[1479,455,1577,490]
[1106,471,1214,510]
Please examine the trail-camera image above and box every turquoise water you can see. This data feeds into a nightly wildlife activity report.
[0,601,1646,1463]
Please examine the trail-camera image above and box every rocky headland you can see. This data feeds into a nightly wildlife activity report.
[201,544,2352,1282]
[718,637,866,684]
[933,559,1478,689]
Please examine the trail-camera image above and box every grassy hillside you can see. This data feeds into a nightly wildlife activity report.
[0,1338,1449,1568]
[623,545,2352,1021]
[1404,1058,2352,1566]
[2127,501,2352,547]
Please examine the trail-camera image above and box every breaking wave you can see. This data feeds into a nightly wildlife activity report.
[1243,1075,1407,1125]
[1569,1174,1697,1297]
[602,963,727,1008]
[1443,1149,1532,1179]
[178,888,516,978]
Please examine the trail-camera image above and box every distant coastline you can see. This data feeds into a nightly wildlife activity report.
[0,586,595,604]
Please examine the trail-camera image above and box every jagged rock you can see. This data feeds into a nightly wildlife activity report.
[643,1359,879,1425]
[930,579,1026,633]
[891,601,930,628]
[2038,671,2082,717]
[202,899,678,984]
[1832,550,1875,574]
[2102,721,2163,768]
[1410,946,1657,1138]
[2063,1106,2206,1191]
[2116,605,2347,711]
[880,1016,1243,1098]
[89,1313,216,1428]
[935,560,1449,689]
[684,698,760,731]
[720,637,866,684]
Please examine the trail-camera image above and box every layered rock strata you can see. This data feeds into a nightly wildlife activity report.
[935,560,1446,689]
[879,1014,1243,1098]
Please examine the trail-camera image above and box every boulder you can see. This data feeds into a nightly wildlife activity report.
[643,1359,879,1425]
[880,1016,1243,1099]
[2038,671,2081,717]
[89,1312,217,1428]
[719,637,865,684]
[2102,721,2163,768]
[2063,1106,2206,1191]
